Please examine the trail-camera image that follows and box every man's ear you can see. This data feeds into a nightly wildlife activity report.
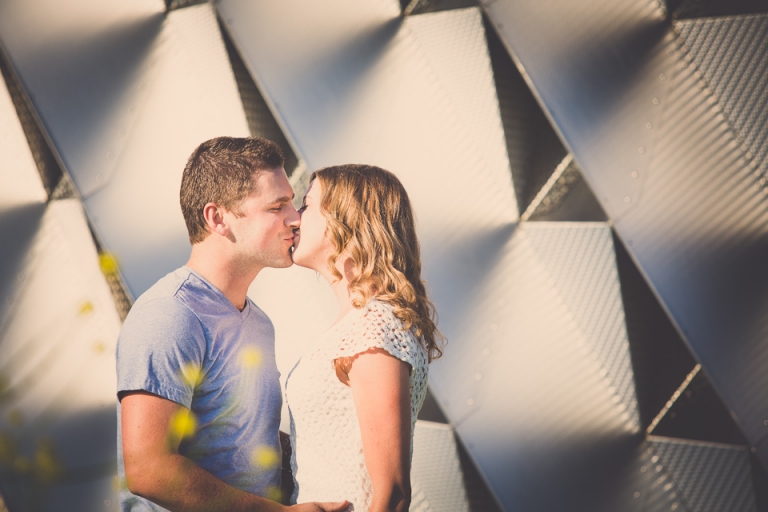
[202,202,229,237]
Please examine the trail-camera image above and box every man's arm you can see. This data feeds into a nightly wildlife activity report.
[121,391,347,512]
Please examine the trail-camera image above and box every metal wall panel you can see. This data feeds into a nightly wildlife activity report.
[0,199,122,512]
[649,437,756,512]
[410,421,470,512]
[675,15,768,188]
[0,1,251,298]
[482,0,768,468]
[443,223,639,511]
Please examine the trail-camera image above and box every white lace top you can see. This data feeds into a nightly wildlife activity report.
[286,299,429,511]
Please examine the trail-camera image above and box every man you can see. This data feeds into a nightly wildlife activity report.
[117,136,346,512]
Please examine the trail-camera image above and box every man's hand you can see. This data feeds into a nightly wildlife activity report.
[289,502,348,512]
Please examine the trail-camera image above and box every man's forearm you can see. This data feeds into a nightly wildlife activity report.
[128,452,284,512]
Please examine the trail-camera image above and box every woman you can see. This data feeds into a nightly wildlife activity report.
[286,164,443,512]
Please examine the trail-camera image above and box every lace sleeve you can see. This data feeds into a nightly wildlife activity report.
[330,300,424,370]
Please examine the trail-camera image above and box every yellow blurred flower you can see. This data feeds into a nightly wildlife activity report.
[34,440,61,484]
[169,409,197,441]
[181,363,204,388]
[78,301,94,315]
[251,445,279,469]
[99,252,119,276]
[265,485,282,502]
[0,432,15,463]
[239,347,262,369]
[6,410,23,427]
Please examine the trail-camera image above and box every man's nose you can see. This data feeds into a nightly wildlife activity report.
[287,204,301,228]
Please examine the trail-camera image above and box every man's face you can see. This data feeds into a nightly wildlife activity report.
[225,167,300,270]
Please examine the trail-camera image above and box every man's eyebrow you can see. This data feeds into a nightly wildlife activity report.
[267,195,294,205]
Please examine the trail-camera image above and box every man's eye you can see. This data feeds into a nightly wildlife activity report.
[270,205,283,212]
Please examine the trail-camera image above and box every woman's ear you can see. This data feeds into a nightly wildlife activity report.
[202,202,230,237]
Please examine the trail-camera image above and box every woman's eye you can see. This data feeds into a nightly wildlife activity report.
[298,205,307,213]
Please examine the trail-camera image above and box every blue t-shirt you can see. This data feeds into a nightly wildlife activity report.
[116,267,282,511]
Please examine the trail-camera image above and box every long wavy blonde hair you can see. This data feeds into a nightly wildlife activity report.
[312,164,444,361]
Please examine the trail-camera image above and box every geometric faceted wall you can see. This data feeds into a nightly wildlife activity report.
[1,0,767,510]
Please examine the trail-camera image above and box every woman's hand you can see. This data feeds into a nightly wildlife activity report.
[345,348,411,512]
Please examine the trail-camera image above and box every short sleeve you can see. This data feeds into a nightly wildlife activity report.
[330,301,424,370]
[116,298,206,408]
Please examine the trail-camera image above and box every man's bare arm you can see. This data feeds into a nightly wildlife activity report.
[121,391,346,512]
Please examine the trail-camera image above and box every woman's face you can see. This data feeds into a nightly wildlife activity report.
[291,180,334,272]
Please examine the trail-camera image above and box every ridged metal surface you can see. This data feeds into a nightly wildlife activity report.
[0,200,122,512]
[483,0,768,468]
[484,15,567,214]
[649,437,756,512]
[439,223,639,511]
[219,21,300,176]
[675,15,768,191]
[410,421,470,512]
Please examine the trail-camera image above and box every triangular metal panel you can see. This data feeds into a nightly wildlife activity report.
[0,200,122,512]
[483,0,768,470]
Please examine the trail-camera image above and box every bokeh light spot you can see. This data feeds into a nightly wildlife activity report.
[6,410,23,427]
[265,485,282,502]
[181,363,204,388]
[169,409,197,441]
[78,301,95,315]
[239,347,262,369]
[99,252,119,276]
[251,445,279,469]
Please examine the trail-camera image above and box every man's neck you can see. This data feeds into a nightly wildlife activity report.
[186,244,261,311]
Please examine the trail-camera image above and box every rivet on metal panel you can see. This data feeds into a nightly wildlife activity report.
[645,122,653,129]
[475,373,483,381]
[653,97,660,105]
[624,196,632,204]
[638,146,646,154]
[659,73,666,81]
[671,503,679,511]
[631,171,639,179]
[651,455,659,463]
[633,492,640,499]
[467,399,475,406]
[655,465,663,472]
[641,465,648,473]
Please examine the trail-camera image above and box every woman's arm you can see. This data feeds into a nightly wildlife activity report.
[344,348,412,512]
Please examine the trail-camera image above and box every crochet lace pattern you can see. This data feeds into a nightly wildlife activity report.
[286,299,429,510]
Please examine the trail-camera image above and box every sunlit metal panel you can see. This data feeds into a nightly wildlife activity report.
[437,223,639,511]
[0,1,250,298]
[675,15,768,188]
[410,421,469,512]
[483,0,768,467]
[0,199,122,512]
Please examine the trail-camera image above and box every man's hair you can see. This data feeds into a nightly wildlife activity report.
[180,136,284,244]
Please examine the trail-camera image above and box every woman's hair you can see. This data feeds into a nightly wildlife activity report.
[311,164,444,361]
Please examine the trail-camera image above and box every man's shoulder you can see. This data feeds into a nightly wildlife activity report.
[123,268,202,330]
